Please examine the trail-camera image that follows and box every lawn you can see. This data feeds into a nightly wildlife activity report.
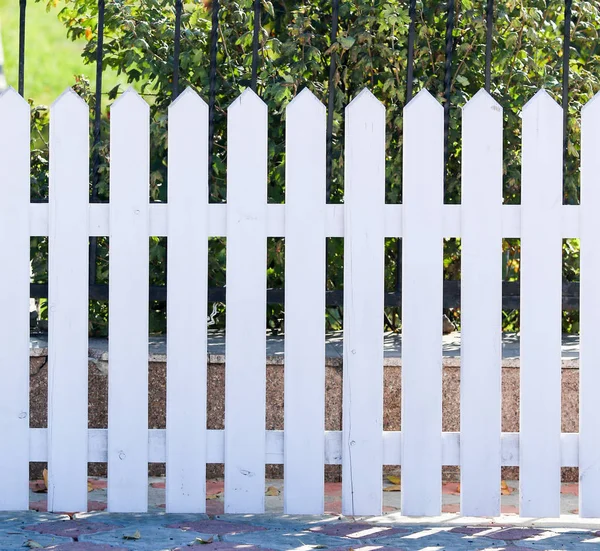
[0,0,128,106]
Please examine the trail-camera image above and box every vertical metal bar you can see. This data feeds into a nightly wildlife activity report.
[18,0,26,96]
[405,0,416,103]
[326,0,340,203]
[251,0,261,92]
[563,0,572,201]
[90,0,106,288]
[91,0,105,201]
[397,0,417,295]
[443,0,455,190]
[485,0,494,92]
[173,0,183,99]
[208,0,219,200]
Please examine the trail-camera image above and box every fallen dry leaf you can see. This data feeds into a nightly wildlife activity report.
[24,541,43,549]
[265,485,280,496]
[195,537,214,545]
[123,530,141,540]
[88,481,94,492]
[501,480,512,495]
[207,492,223,500]
[383,484,401,492]
[386,475,401,485]
[42,469,48,490]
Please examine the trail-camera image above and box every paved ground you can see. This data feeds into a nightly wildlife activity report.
[0,477,596,550]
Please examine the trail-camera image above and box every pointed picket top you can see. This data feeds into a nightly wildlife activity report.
[228,87,266,112]
[582,90,600,116]
[521,88,561,117]
[51,87,88,111]
[463,88,501,113]
[169,86,207,114]
[347,87,384,114]
[405,87,443,113]
[111,86,149,114]
[0,86,29,113]
[287,87,325,113]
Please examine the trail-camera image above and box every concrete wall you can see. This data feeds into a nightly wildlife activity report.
[28,353,579,482]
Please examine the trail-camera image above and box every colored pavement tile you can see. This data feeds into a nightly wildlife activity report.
[22,520,120,538]
[308,522,410,539]
[166,519,267,535]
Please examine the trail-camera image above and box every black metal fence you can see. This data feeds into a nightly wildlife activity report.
[18,0,579,311]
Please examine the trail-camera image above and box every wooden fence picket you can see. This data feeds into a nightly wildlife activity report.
[47,89,90,512]
[166,88,209,513]
[342,89,386,516]
[0,88,30,511]
[460,90,503,516]
[284,88,327,514]
[579,93,600,517]
[520,90,562,518]
[224,89,268,514]
[1,82,597,518]
[401,89,444,516]
[107,89,150,512]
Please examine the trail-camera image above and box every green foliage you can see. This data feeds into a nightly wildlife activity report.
[29,0,599,334]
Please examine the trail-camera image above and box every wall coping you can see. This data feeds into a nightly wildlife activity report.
[28,331,580,368]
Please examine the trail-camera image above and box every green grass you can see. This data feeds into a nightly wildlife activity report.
[0,0,128,106]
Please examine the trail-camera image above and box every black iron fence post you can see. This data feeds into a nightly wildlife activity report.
[173,0,183,99]
[89,0,106,289]
[326,0,340,203]
[251,0,261,92]
[443,0,455,193]
[208,0,220,200]
[485,0,494,92]
[18,0,26,96]
[563,0,572,202]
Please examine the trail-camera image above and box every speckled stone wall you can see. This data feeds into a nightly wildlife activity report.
[28,357,579,482]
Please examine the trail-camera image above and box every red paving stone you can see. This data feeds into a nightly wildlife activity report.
[152,480,224,492]
[484,528,546,541]
[207,480,225,494]
[29,480,47,493]
[442,503,460,513]
[309,523,409,539]
[442,482,460,495]
[326,548,408,551]
[23,520,119,538]
[45,544,128,551]
[501,505,520,514]
[561,483,578,495]
[449,526,493,535]
[167,520,267,535]
[29,501,107,513]
[173,544,276,551]
[325,482,342,496]
[87,479,107,490]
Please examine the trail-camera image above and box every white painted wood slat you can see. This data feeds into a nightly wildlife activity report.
[47,89,90,512]
[401,89,444,516]
[224,89,268,514]
[284,89,327,514]
[460,90,503,516]
[166,88,209,513]
[519,90,562,518]
[579,92,600,517]
[342,89,386,516]
[0,89,31,511]
[108,89,150,512]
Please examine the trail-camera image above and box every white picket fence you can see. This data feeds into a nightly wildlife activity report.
[0,84,599,518]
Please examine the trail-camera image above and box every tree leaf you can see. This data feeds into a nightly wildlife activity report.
[123,530,141,540]
[338,36,355,50]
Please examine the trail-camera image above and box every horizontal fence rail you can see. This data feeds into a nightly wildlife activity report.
[1,84,598,518]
